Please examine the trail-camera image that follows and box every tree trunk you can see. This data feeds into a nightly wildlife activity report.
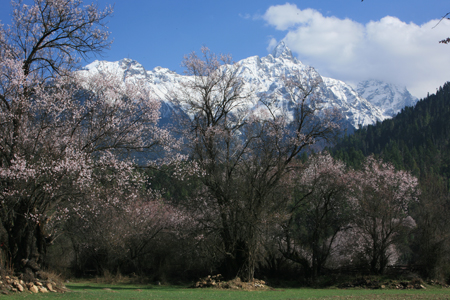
[5,212,45,279]
[236,240,255,282]
[220,239,256,282]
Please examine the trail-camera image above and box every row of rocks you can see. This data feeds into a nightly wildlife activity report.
[193,274,269,290]
[193,274,224,288]
[427,279,450,288]
[0,275,63,295]
[338,278,427,290]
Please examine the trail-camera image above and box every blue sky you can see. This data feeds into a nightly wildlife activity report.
[1,0,450,97]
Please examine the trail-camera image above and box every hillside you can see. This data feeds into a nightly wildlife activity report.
[331,82,450,181]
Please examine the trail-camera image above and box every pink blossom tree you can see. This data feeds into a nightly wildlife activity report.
[172,47,341,281]
[348,156,419,274]
[0,0,175,278]
[61,184,189,276]
[278,152,353,280]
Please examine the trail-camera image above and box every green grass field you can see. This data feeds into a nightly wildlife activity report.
[4,283,450,300]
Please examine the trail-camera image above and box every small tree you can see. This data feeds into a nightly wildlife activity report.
[63,186,188,276]
[172,47,341,281]
[349,156,419,274]
[279,153,352,280]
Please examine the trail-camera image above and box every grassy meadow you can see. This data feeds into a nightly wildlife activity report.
[4,282,450,300]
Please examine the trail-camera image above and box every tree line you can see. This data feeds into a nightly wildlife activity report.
[0,0,448,285]
[330,83,450,282]
[332,82,450,182]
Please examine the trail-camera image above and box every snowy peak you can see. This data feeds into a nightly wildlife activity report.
[271,41,295,60]
[83,58,148,80]
[356,80,418,117]
[119,58,147,78]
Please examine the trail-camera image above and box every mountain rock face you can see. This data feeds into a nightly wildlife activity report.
[356,79,418,117]
[81,42,416,129]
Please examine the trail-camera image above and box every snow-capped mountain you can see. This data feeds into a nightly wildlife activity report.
[357,79,418,117]
[231,42,387,128]
[81,42,415,129]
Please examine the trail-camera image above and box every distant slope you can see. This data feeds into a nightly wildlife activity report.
[331,82,450,181]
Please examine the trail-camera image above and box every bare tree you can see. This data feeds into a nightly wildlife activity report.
[434,12,450,44]
[172,47,341,281]
[361,0,450,45]
[1,0,112,79]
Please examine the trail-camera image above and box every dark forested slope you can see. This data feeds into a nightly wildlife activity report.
[331,82,450,182]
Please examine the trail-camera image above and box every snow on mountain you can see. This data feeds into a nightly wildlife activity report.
[321,76,386,129]
[356,79,418,117]
[231,42,387,128]
[81,58,184,119]
[81,42,408,129]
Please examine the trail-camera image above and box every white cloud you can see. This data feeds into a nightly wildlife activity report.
[262,3,450,98]
[239,13,252,20]
[267,37,278,52]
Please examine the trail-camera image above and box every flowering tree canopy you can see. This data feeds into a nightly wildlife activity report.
[279,152,352,279]
[0,0,176,277]
[348,156,419,274]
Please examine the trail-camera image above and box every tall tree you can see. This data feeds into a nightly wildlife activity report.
[0,0,174,278]
[173,47,341,281]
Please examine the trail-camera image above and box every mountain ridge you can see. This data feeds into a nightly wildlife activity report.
[81,43,416,129]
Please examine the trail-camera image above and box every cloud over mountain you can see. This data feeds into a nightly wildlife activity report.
[262,3,450,98]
